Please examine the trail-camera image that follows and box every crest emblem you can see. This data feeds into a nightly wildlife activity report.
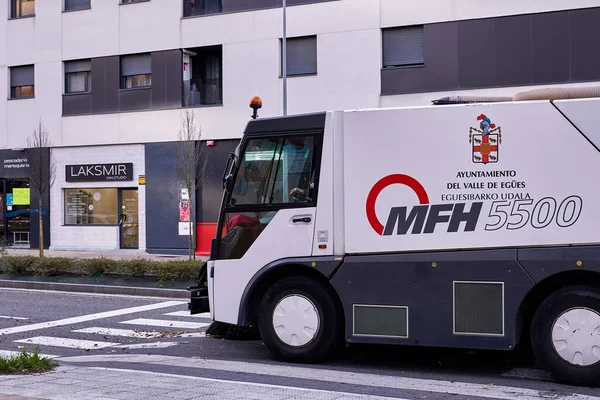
[469,114,502,164]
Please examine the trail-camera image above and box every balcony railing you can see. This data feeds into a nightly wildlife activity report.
[184,79,222,106]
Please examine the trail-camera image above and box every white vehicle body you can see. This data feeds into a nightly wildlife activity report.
[190,89,600,387]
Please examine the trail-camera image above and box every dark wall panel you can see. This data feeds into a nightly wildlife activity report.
[104,56,121,112]
[382,7,600,96]
[198,139,239,222]
[151,52,167,109]
[381,67,425,95]
[63,93,92,116]
[458,19,496,88]
[424,23,458,91]
[165,49,183,108]
[570,8,600,81]
[531,11,570,84]
[120,88,152,112]
[145,142,189,252]
[495,15,532,86]
[221,0,330,13]
[91,58,106,113]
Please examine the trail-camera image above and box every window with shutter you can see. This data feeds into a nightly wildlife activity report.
[282,36,317,77]
[121,54,152,89]
[65,60,92,93]
[65,0,90,11]
[10,65,35,99]
[382,26,424,68]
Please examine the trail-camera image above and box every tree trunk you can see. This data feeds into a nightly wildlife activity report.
[38,195,44,258]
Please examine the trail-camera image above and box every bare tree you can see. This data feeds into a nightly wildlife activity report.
[27,119,57,257]
[176,98,208,260]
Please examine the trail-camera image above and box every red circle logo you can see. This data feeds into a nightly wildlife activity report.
[366,174,430,235]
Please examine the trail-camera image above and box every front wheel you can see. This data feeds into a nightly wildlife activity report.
[257,276,344,363]
[531,285,600,386]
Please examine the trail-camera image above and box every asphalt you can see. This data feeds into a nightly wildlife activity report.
[0,248,204,299]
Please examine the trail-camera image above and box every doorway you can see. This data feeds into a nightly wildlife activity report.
[118,189,138,249]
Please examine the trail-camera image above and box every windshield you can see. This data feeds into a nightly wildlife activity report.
[228,135,317,207]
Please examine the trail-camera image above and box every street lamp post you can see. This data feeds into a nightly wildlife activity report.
[282,0,287,116]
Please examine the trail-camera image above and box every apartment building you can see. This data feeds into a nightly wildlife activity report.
[1,0,600,254]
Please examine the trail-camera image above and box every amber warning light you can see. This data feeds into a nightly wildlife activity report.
[250,96,262,119]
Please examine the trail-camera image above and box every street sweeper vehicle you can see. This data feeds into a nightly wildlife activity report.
[189,86,600,386]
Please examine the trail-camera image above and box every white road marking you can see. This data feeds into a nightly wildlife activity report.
[163,311,211,318]
[72,327,207,338]
[0,287,180,301]
[120,318,210,329]
[0,316,28,320]
[0,350,58,359]
[14,336,120,350]
[0,300,186,336]
[89,367,409,400]
[59,354,600,400]
[113,342,179,349]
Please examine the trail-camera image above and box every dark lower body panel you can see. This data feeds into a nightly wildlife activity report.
[329,245,600,351]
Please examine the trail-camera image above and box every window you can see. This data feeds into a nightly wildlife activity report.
[183,0,222,17]
[229,135,319,207]
[121,54,151,89]
[184,46,222,106]
[65,60,91,93]
[10,65,34,99]
[281,36,317,77]
[64,188,119,225]
[64,0,90,11]
[11,0,34,18]
[382,26,424,68]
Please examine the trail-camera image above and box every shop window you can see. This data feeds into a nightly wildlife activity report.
[120,54,152,89]
[11,0,35,19]
[64,188,118,225]
[6,180,30,247]
[10,65,34,99]
[65,59,91,94]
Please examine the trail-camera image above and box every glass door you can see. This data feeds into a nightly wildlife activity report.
[118,189,139,249]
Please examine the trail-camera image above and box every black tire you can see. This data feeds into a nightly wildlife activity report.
[531,285,600,387]
[257,275,345,363]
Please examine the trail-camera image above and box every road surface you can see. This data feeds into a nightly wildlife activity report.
[0,287,598,400]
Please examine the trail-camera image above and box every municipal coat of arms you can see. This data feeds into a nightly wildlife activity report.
[469,114,502,164]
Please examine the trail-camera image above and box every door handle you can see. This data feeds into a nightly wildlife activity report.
[292,217,311,224]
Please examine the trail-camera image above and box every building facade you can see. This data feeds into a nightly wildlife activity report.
[1,0,600,253]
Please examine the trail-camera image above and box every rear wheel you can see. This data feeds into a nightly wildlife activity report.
[257,276,344,363]
[531,285,600,386]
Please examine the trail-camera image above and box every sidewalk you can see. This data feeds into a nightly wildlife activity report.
[0,364,396,400]
[0,249,206,299]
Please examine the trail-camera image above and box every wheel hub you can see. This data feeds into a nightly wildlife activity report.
[272,294,319,347]
[551,307,600,366]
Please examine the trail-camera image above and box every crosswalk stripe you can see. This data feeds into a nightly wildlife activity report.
[0,350,58,359]
[72,327,207,338]
[14,336,119,350]
[0,300,186,336]
[0,316,28,320]
[163,311,211,319]
[119,318,210,329]
[113,342,179,349]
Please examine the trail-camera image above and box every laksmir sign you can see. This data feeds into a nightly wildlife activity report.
[365,114,583,239]
[66,163,133,182]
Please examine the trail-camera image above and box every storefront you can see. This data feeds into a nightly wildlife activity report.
[0,149,49,249]
[50,144,146,251]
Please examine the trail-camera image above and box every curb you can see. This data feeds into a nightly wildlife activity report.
[0,279,190,299]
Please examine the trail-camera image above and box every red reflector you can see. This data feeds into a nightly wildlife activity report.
[207,141,215,147]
